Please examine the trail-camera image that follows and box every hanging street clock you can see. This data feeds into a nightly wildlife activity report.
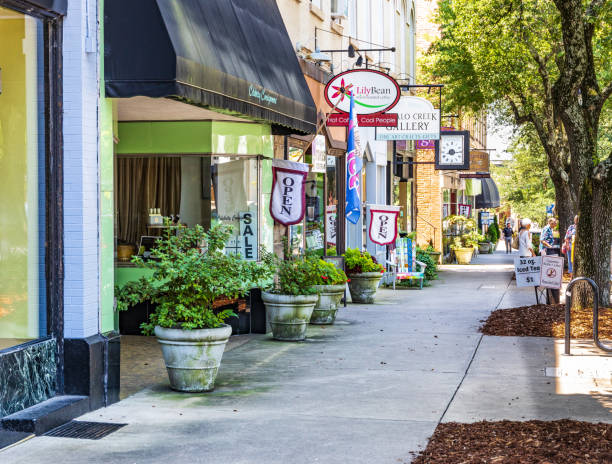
[434,130,471,170]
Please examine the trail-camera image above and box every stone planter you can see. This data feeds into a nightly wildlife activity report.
[310,284,345,324]
[261,291,318,341]
[154,324,232,392]
[454,247,474,265]
[347,272,383,304]
[425,250,442,264]
[478,242,491,254]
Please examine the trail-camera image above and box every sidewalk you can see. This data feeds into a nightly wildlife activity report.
[2,250,610,463]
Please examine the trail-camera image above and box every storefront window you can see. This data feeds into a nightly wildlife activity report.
[392,177,413,233]
[0,9,46,349]
[325,156,338,255]
[116,155,265,262]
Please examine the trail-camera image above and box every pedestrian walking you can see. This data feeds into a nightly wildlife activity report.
[502,222,513,254]
[518,218,535,257]
[563,215,578,275]
[539,217,557,255]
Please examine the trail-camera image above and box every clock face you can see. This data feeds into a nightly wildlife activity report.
[440,135,464,165]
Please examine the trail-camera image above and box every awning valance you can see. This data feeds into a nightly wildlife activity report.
[104,0,317,134]
[475,177,500,209]
[25,0,66,15]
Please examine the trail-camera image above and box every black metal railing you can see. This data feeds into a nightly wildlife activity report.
[564,277,612,355]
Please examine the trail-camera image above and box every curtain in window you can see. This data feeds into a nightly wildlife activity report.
[116,157,182,246]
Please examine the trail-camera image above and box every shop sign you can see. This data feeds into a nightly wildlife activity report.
[540,256,564,289]
[458,204,472,217]
[417,126,455,150]
[326,112,398,127]
[469,150,490,172]
[326,205,337,245]
[306,229,324,250]
[324,69,400,115]
[288,146,304,162]
[270,159,309,226]
[368,205,401,246]
[375,96,440,141]
[311,135,326,173]
[239,212,257,260]
[459,173,491,179]
[514,257,542,287]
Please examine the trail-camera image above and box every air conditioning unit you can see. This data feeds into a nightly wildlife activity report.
[331,0,348,19]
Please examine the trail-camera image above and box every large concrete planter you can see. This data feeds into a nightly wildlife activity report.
[310,284,345,324]
[478,242,491,254]
[261,292,318,341]
[155,324,232,392]
[347,272,383,304]
[454,247,474,265]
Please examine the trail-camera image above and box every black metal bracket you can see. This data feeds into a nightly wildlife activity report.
[564,277,612,355]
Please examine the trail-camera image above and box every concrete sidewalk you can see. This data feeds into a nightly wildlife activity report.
[2,250,610,463]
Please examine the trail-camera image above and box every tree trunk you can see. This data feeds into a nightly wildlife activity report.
[553,180,575,241]
[574,177,612,307]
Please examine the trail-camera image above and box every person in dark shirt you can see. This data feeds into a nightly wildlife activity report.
[503,222,513,254]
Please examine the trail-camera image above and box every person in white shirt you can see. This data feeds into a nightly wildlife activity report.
[518,218,535,257]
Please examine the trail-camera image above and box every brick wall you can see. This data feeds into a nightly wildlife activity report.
[62,0,101,338]
[415,148,442,251]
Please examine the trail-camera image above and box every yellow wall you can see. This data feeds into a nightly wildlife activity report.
[0,10,40,340]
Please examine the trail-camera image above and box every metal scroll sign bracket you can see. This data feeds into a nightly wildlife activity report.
[564,277,612,355]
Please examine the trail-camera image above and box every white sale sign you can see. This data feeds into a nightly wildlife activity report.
[514,256,542,287]
[540,256,564,289]
[270,159,309,226]
[368,205,401,246]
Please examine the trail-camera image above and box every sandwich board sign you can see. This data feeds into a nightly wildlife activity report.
[514,256,542,287]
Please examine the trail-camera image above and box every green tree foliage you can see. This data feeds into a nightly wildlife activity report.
[493,129,556,225]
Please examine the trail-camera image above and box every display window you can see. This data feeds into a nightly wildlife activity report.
[392,177,413,234]
[115,155,270,262]
[0,8,47,350]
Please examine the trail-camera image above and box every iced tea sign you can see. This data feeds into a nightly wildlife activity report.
[514,256,542,287]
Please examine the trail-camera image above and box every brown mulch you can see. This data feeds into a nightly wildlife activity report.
[480,304,612,338]
[412,420,612,464]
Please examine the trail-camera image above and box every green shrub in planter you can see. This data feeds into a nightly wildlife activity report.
[310,259,348,324]
[343,248,385,274]
[343,248,384,303]
[416,246,438,281]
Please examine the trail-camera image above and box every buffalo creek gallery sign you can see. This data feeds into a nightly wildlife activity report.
[367,204,401,246]
[324,69,400,127]
[375,96,440,141]
[270,159,309,226]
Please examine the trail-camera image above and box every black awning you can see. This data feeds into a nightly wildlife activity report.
[28,0,66,15]
[104,0,317,134]
[475,177,501,209]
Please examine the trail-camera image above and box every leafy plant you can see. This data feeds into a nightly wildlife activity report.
[487,216,500,243]
[416,246,438,281]
[312,259,348,286]
[451,230,484,250]
[115,224,275,334]
[343,248,385,274]
[326,246,337,256]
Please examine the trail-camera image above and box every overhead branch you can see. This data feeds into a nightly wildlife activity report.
[600,81,612,108]
[593,154,612,183]
[586,0,606,18]
[507,98,532,126]
[523,39,553,104]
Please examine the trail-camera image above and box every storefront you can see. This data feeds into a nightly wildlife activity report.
[0,0,65,424]
[105,0,317,333]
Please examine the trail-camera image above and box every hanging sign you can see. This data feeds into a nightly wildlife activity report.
[270,159,309,226]
[326,113,398,127]
[514,256,542,287]
[458,204,472,217]
[540,256,564,289]
[375,96,440,141]
[469,150,490,173]
[311,135,326,173]
[239,211,257,260]
[324,69,400,115]
[368,205,401,246]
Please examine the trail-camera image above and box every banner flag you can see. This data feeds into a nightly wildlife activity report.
[270,159,309,226]
[368,205,401,246]
[346,95,363,224]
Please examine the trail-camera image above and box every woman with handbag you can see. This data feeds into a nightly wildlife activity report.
[518,218,535,257]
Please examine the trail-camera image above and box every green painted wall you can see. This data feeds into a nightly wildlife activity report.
[116,121,274,157]
[99,0,115,333]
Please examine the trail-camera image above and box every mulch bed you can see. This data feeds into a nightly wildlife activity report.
[412,420,612,464]
[480,304,612,339]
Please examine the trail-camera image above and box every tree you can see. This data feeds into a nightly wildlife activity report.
[493,128,556,226]
[423,0,612,303]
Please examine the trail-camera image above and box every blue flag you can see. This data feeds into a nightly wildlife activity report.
[346,95,362,224]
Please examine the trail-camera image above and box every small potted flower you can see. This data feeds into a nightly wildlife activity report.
[343,248,385,303]
[310,260,348,324]
[115,224,273,392]
[261,249,320,341]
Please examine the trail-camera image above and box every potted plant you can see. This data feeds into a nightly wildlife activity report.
[422,243,442,265]
[115,224,273,392]
[261,249,320,341]
[478,240,491,254]
[310,259,348,324]
[451,230,483,264]
[343,248,385,303]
